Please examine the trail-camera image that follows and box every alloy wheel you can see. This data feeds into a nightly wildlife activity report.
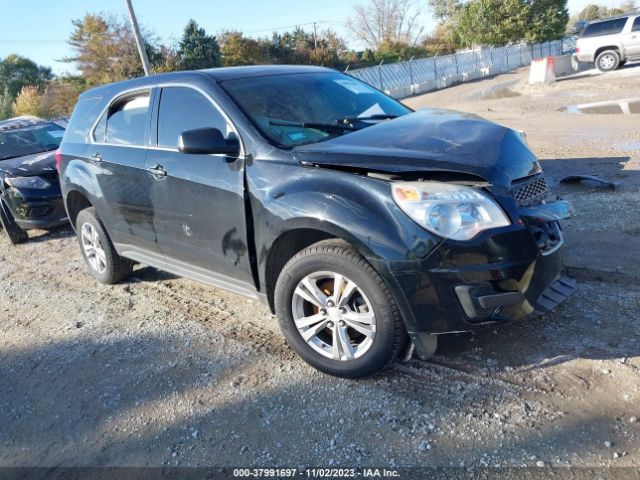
[291,271,376,361]
[80,223,107,274]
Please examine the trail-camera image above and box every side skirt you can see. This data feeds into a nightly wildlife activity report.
[114,243,265,302]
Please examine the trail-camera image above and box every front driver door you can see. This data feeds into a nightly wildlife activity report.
[146,85,254,287]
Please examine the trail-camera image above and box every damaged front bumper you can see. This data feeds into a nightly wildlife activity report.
[381,199,575,338]
[1,183,67,230]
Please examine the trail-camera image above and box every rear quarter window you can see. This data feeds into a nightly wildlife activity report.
[633,17,640,32]
[581,17,628,37]
[63,94,104,144]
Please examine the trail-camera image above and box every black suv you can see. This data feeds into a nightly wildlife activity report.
[0,116,67,244]
[59,66,574,378]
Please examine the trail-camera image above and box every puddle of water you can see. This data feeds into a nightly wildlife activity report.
[562,98,640,115]
[472,81,521,100]
[618,141,640,151]
[479,88,521,100]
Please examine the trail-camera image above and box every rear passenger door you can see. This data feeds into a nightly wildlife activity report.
[147,86,254,286]
[91,89,160,254]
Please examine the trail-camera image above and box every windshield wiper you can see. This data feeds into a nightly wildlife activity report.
[337,114,400,124]
[269,120,357,134]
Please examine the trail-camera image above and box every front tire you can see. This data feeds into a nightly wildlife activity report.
[596,50,620,72]
[0,200,28,245]
[76,207,133,284]
[274,240,408,378]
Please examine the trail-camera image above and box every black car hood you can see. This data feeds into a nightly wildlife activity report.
[0,150,57,178]
[293,109,541,187]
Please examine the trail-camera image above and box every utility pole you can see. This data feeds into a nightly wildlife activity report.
[124,0,151,76]
[313,22,318,50]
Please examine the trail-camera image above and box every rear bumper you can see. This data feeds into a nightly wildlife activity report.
[572,52,593,64]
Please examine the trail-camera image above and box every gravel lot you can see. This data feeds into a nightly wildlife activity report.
[1,63,640,471]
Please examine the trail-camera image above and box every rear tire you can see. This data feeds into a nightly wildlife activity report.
[76,207,133,284]
[595,50,620,72]
[0,200,28,245]
[274,239,408,378]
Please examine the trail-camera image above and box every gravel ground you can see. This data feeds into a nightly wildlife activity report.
[1,63,640,471]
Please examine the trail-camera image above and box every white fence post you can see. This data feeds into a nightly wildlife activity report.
[433,57,438,82]
[408,56,414,87]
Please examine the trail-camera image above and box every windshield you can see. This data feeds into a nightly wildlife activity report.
[221,72,411,147]
[0,122,65,161]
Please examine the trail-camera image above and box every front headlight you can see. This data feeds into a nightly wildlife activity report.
[391,181,510,241]
[5,176,51,190]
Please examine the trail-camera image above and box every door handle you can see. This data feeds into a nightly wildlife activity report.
[148,164,167,177]
[89,152,102,163]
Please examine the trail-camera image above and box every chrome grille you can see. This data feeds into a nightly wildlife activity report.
[511,175,549,206]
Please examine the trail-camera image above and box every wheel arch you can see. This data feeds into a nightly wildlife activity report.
[263,220,382,313]
[595,45,621,61]
[65,189,93,231]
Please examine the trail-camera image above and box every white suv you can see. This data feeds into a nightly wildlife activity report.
[573,13,640,71]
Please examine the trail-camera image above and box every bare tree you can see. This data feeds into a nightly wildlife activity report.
[346,0,425,49]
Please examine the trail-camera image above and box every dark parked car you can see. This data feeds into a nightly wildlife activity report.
[58,66,574,378]
[0,116,67,244]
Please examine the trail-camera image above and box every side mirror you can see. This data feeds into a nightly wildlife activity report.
[178,127,239,156]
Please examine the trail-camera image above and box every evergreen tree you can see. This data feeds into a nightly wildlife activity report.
[456,0,568,47]
[0,86,14,120]
[526,0,570,42]
[178,20,221,70]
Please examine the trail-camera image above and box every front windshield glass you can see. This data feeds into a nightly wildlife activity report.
[0,122,65,161]
[221,72,411,147]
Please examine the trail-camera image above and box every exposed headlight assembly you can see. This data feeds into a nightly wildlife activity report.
[5,176,51,190]
[391,181,510,241]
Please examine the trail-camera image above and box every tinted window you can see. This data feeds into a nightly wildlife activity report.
[633,17,640,32]
[0,123,65,160]
[65,94,104,144]
[157,87,229,148]
[222,72,411,147]
[106,93,150,146]
[582,18,628,37]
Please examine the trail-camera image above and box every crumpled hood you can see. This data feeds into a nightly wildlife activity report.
[293,109,542,187]
[0,150,57,178]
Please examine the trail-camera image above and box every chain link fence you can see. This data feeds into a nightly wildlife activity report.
[347,39,574,98]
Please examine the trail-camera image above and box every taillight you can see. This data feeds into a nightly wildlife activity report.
[575,47,579,53]
[55,148,62,173]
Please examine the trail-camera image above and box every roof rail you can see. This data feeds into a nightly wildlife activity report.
[588,10,639,23]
